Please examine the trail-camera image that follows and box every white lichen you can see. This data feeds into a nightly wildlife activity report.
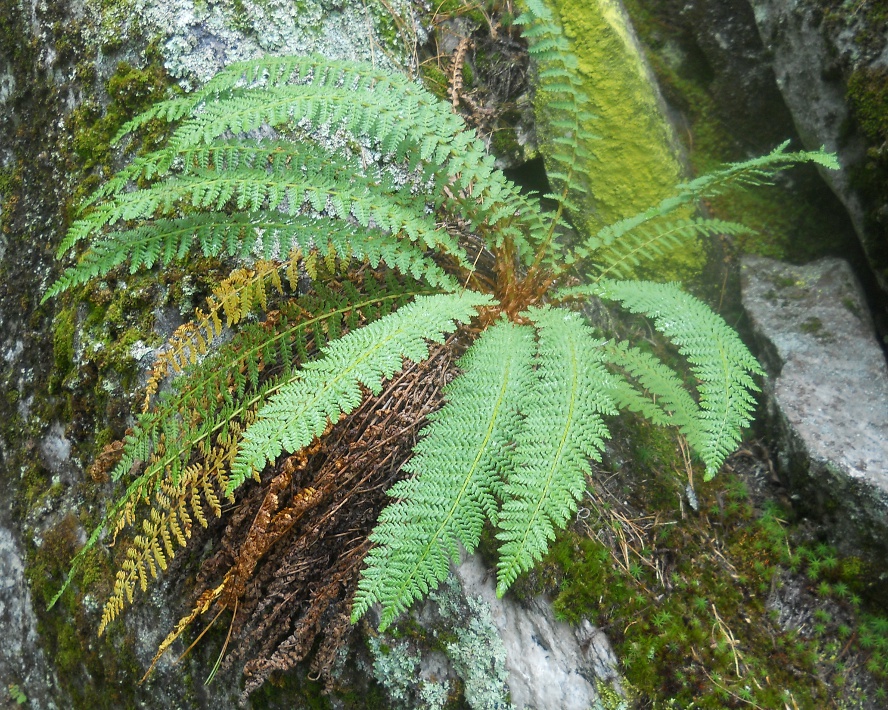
[91,0,425,90]
[430,575,514,710]
[367,635,422,705]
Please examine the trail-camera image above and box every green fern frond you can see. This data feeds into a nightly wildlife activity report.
[580,143,838,263]
[596,280,763,478]
[516,0,598,263]
[604,340,701,432]
[495,307,616,595]
[352,318,536,629]
[47,53,560,301]
[582,218,752,281]
[114,279,423,486]
[46,208,456,300]
[232,291,492,491]
[66,167,455,250]
[102,55,544,260]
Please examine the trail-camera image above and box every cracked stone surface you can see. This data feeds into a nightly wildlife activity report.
[455,554,624,710]
[741,255,888,563]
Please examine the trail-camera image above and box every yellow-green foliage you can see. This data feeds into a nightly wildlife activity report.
[540,0,702,279]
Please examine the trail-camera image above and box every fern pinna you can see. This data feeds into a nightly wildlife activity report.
[45,0,837,679]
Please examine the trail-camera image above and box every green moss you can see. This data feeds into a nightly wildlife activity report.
[846,66,888,270]
[50,306,77,389]
[541,0,703,281]
[365,0,416,60]
[421,63,450,102]
[0,166,17,198]
[21,463,51,509]
[65,61,172,207]
[535,413,888,708]
[848,67,888,144]
[800,316,825,335]
[24,516,140,709]
[460,60,474,87]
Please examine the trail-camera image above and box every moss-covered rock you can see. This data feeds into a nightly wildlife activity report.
[537,0,704,281]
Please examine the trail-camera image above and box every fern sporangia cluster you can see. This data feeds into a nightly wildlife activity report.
[45,0,838,687]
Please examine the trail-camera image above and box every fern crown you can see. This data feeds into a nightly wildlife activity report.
[46,0,835,641]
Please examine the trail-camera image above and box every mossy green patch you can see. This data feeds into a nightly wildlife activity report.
[848,67,888,144]
[65,61,172,207]
[24,514,146,709]
[420,62,450,102]
[540,0,703,281]
[620,0,859,267]
[846,66,888,271]
[51,306,77,386]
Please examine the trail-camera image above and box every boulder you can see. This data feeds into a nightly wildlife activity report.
[748,0,888,316]
[365,555,625,710]
[741,255,888,567]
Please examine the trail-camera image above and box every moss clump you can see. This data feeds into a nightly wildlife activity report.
[848,67,888,144]
[65,61,172,206]
[24,515,142,710]
[799,316,828,338]
[846,66,888,275]
[50,306,77,391]
[541,0,702,282]
[420,63,451,102]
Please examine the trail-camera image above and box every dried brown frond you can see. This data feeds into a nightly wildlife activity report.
[449,36,473,110]
[144,259,288,411]
[151,338,462,699]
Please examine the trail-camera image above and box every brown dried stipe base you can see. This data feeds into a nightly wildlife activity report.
[160,338,461,700]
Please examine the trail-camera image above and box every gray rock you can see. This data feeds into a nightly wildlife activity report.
[669,0,798,149]
[455,554,624,710]
[366,554,626,710]
[0,525,63,710]
[741,255,888,562]
[748,0,887,295]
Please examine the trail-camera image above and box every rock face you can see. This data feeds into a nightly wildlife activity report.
[741,255,888,566]
[748,0,888,318]
[455,554,623,710]
[665,0,799,149]
[0,524,63,709]
[364,556,624,710]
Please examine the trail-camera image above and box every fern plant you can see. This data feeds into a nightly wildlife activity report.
[46,0,837,653]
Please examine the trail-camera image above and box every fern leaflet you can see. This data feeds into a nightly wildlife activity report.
[232,291,492,490]
[352,318,535,629]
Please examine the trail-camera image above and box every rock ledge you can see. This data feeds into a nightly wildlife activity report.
[741,255,888,566]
